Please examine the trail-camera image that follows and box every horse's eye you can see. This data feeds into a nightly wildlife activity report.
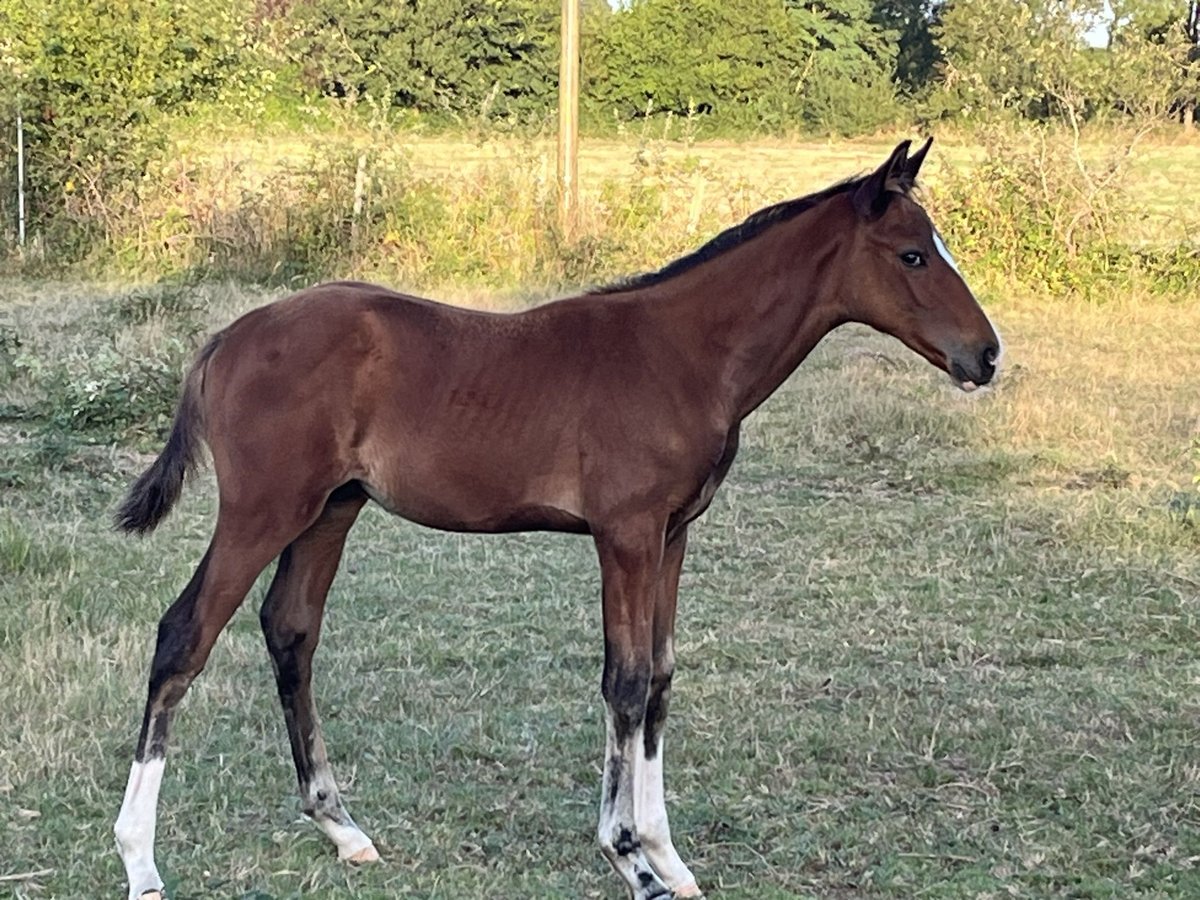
[899,251,926,268]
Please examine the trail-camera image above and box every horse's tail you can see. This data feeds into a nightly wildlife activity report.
[115,334,223,535]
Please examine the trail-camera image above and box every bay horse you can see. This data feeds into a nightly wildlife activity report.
[113,139,1000,900]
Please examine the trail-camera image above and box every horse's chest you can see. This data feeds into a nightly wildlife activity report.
[671,425,740,530]
[677,475,723,524]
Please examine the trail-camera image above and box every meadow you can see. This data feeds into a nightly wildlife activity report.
[1,130,1199,898]
[40,115,1197,298]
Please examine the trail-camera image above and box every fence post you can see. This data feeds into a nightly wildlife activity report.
[557,0,580,237]
[16,109,25,247]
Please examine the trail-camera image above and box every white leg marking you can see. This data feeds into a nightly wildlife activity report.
[306,773,378,862]
[597,709,626,851]
[599,712,671,898]
[114,758,166,900]
[316,816,378,862]
[636,734,700,895]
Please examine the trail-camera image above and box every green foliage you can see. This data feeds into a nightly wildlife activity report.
[928,0,1199,124]
[287,0,559,123]
[35,345,185,446]
[1105,0,1200,120]
[5,283,205,448]
[788,0,904,132]
[585,0,800,129]
[584,0,899,135]
[930,124,1200,297]
[1166,436,1200,527]
[931,0,1097,120]
[0,321,20,380]
[0,0,273,259]
[871,0,944,93]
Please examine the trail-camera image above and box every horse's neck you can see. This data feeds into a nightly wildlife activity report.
[646,206,848,424]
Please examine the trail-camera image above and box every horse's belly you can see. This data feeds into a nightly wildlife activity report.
[358,454,587,534]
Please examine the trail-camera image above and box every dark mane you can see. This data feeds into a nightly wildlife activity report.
[590,174,865,296]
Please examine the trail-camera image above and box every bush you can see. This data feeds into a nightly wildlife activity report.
[37,346,185,447]
[928,124,1200,297]
[0,0,273,262]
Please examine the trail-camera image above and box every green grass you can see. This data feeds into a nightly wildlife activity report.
[1,278,1198,898]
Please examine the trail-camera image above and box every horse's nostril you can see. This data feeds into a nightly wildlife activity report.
[970,344,998,385]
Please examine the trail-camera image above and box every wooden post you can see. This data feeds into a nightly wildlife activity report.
[351,152,368,244]
[557,0,580,236]
[16,110,25,247]
[1187,2,1199,129]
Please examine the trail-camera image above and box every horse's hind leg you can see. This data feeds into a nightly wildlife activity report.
[114,504,320,900]
[258,484,378,862]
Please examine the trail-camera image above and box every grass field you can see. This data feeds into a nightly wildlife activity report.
[178,126,1200,245]
[1,122,1199,900]
[98,120,1193,297]
[183,126,1200,201]
[1,258,1198,898]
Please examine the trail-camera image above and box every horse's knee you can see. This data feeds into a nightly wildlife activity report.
[259,598,306,653]
[602,657,651,741]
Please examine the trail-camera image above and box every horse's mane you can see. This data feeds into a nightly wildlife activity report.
[589,174,865,296]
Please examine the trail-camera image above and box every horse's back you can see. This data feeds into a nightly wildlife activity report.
[197,282,595,531]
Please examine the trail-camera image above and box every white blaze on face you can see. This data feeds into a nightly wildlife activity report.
[933,229,961,275]
[930,223,1005,380]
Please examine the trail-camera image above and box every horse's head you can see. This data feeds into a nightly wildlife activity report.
[841,138,1000,391]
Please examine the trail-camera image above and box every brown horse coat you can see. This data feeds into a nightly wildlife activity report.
[114,139,999,900]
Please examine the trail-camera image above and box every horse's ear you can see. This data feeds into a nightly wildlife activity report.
[852,140,912,220]
[903,136,933,185]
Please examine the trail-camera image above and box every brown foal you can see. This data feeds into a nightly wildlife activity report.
[113,139,1000,900]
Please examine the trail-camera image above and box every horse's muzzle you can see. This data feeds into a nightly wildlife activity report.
[950,343,1000,391]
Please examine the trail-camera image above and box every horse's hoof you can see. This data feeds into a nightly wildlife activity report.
[345,843,380,864]
[672,885,704,899]
[139,891,165,900]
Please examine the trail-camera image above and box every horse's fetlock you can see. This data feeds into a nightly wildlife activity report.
[613,825,641,856]
[304,783,345,822]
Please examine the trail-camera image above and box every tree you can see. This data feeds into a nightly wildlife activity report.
[870,0,945,93]
[288,0,558,122]
[932,0,1104,120]
[583,0,898,134]
[786,0,901,131]
[1107,0,1200,125]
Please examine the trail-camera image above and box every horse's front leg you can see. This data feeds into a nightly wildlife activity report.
[594,523,673,899]
[636,526,702,897]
